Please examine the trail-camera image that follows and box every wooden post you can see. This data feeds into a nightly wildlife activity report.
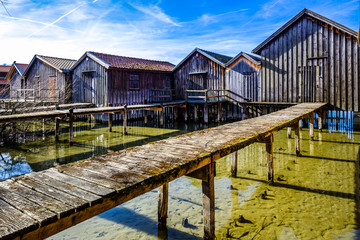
[194,105,198,122]
[266,134,274,183]
[174,107,178,121]
[144,110,148,125]
[69,108,74,145]
[123,105,128,135]
[287,127,292,138]
[231,151,238,177]
[217,103,222,123]
[160,104,164,127]
[318,110,323,132]
[322,109,327,129]
[158,183,168,239]
[294,123,300,156]
[202,162,215,240]
[204,90,208,123]
[299,119,302,130]
[309,114,314,141]
[108,113,113,132]
[184,105,188,122]
[55,105,60,141]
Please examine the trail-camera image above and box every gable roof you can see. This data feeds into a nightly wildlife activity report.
[252,8,359,54]
[226,52,261,67]
[0,65,11,74]
[5,62,28,80]
[71,51,174,72]
[24,55,76,75]
[172,48,233,72]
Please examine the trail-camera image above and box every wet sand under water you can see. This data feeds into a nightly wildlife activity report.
[48,127,360,240]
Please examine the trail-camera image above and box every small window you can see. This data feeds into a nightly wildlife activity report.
[129,74,139,89]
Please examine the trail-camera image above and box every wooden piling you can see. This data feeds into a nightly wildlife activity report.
[108,113,113,132]
[144,110,148,125]
[217,103,222,123]
[204,104,208,123]
[69,108,74,145]
[294,123,300,156]
[231,151,238,177]
[123,105,128,135]
[55,105,60,141]
[202,162,215,240]
[309,114,314,141]
[299,119,302,130]
[158,183,168,237]
[194,105,198,122]
[266,134,274,183]
[174,107,178,121]
[318,110,323,132]
[160,104,164,127]
[287,127,292,138]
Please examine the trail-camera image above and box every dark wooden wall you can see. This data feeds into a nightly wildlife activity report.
[26,59,68,103]
[9,70,22,98]
[173,52,226,99]
[259,16,360,111]
[226,57,261,102]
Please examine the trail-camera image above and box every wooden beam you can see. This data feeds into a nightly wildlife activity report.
[309,114,314,141]
[69,108,74,145]
[144,110,148,125]
[266,134,274,183]
[158,183,168,239]
[231,151,238,177]
[318,110,323,132]
[108,113,113,132]
[202,162,215,240]
[123,106,128,135]
[294,123,301,156]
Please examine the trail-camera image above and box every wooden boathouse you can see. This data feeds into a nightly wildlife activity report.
[252,8,360,112]
[5,62,28,100]
[21,55,76,103]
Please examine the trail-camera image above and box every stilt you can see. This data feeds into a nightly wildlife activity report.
[318,110,323,132]
[294,123,300,156]
[287,127,292,138]
[144,110,148,125]
[322,109,327,128]
[217,103,222,123]
[299,119,302,130]
[266,134,274,183]
[69,108,74,145]
[204,104,208,123]
[194,105,198,122]
[160,105,164,127]
[309,114,314,141]
[55,118,60,141]
[174,107,178,121]
[184,105,188,121]
[231,151,238,177]
[158,183,168,239]
[123,105,128,135]
[202,162,215,240]
[108,113,113,132]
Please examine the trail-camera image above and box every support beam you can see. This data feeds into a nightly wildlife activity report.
[123,105,128,135]
[299,119,302,130]
[266,134,274,183]
[202,162,215,240]
[69,108,74,145]
[231,151,238,177]
[158,183,168,239]
[108,113,113,132]
[184,105,188,122]
[318,111,323,132]
[287,127,292,138]
[194,105,198,122]
[55,118,60,141]
[144,110,148,125]
[294,123,300,156]
[174,107,178,121]
[217,103,222,123]
[160,104,164,127]
[309,114,314,141]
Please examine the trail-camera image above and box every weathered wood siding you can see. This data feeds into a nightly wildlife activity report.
[26,59,67,103]
[173,52,226,99]
[107,69,172,107]
[10,70,22,98]
[72,58,108,107]
[226,57,261,102]
[260,16,360,111]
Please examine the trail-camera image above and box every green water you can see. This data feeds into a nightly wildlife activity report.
[45,125,360,239]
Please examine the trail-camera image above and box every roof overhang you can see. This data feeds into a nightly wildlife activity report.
[226,52,261,68]
[70,51,111,71]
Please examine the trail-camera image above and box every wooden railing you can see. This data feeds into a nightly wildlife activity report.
[185,89,251,104]
[11,89,61,102]
[149,89,174,103]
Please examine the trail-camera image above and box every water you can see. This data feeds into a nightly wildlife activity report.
[1,115,360,239]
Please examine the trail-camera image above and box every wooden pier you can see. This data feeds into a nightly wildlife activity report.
[0,103,326,239]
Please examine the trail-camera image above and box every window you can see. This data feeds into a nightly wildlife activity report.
[129,74,139,89]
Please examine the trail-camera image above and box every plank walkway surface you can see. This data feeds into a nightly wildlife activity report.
[0,103,326,239]
[0,100,185,123]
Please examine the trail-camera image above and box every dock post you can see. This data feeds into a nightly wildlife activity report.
[266,134,274,183]
[231,151,238,177]
[184,105,189,122]
[322,109,327,129]
[69,108,74,145]
[287,127,292,138]
[202,162,215,240]
[108,113,113,132]
[158,183,168,239]
[144,110,148,125]
[204,104,208,123]
[318,110,324,132]
[123,105,128,135]
[174,107,178,121]
[299,119,302,130]
[309,113,314,141]
[294,122,301,156]
[160,104,164,127]
[194,105,198,122]
[55,105,60,141]
[217,103,222,123]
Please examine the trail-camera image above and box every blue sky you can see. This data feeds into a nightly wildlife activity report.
[0,0,358,65]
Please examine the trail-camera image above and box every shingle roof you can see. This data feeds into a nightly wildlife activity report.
[16,63,28,75]
[0,65,11,73]
[198,49,232,64]
[37,55,76,71]
[90,52,174,72]
[253,8,359,54]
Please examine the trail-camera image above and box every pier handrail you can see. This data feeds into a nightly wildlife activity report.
[185,89,251,104]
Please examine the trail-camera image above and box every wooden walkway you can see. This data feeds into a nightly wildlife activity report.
[0,103,326,240]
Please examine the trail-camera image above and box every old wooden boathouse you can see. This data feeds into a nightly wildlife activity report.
[252,8,360,112]
[70,51,175,120]
[5,62,28,100]
[21,55,76,103]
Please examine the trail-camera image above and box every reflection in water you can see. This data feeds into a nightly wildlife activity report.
[0,152,32,180]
